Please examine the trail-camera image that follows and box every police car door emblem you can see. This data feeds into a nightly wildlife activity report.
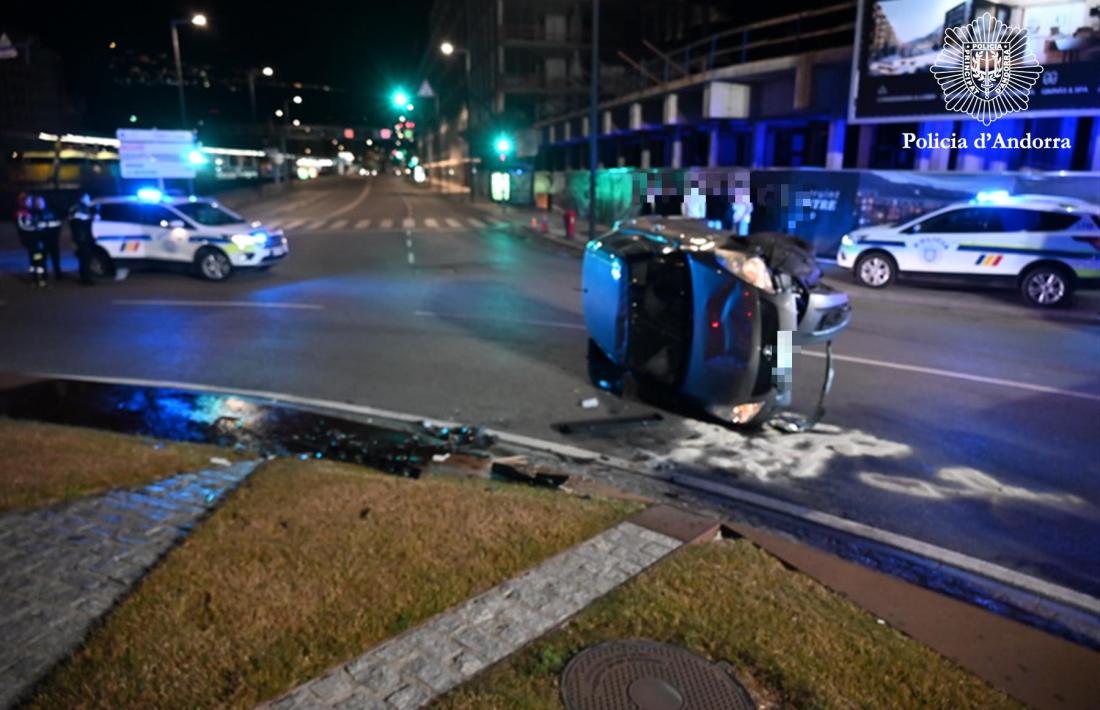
[915,237,948,263]
[930,12,1042,126]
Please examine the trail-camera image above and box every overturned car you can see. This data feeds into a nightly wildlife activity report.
[582,217,851,429]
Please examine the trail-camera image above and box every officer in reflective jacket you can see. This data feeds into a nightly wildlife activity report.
[14,193,46,287]
[68,194,95,285]
[34,195,63,280]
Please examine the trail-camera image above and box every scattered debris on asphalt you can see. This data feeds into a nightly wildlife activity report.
[209,457,232,467]
[553,413,664,435]
[490,456,571,488]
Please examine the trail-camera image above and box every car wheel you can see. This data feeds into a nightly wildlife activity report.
[1020,265,1073,308]
[88,248,115,278]
[854,251,896,288]
[196,247,233,281]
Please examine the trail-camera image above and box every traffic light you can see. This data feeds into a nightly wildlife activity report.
[391,89,409,108]
[494,134,513,162]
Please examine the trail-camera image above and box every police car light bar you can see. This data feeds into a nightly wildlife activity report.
[136,188,163,202]
[974,190,1011,204]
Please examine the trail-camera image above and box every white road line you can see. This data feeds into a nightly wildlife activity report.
[281,219,306,230]
[330,219,348,229]
[467,218,485,228]
[402,217,416,229]
[28,370,1100,617]
[354,219,371,229]
[445,218,463,228]
[405,238,413,248]
[379,218,394,229]
[423,218,440,229]
[303,219,328,231]
[113,299,323,310]
[799,350,1100,403]
[324,179,373,218]
[413,310,586,330]
[407,253,415,265]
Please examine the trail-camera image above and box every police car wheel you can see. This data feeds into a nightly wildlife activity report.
[89,248,114,278]
[854,252,895,288]
[1020,266,1072,308]
[196,248,233,281]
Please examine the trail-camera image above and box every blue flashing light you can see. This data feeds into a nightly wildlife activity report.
[136,187,163,202]
[610,260,622,281]
[975,189,1010,204]
[188,149,208,165]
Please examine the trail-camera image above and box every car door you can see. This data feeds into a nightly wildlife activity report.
[134,204,187,262]
[93,203,149,260]
[903,207,995,275]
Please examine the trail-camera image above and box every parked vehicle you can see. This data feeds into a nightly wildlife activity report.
[88,189,288,281]
[583,217,851,429]
[837,192,1100,307]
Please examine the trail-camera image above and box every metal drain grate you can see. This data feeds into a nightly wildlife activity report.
[560,640,754,710]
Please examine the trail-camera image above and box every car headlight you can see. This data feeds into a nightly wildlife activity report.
[841,234,854,246]
[230,233,264,249]
[714,248,774,293]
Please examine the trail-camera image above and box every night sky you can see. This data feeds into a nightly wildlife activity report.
[6,0,435,126]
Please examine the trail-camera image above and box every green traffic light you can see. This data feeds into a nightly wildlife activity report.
[391,90,409,108]
[494,135,513,154]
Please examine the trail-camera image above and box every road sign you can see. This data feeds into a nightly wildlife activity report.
[0,34,18,60]
[416,80,435,99]
[116,129,197,179]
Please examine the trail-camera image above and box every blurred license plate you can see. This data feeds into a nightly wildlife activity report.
[270,247,286,256]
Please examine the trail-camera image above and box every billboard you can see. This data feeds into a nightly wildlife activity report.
[116,129,197,179]
[849,0,1100,122]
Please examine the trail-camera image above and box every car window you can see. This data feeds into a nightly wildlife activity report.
[173,202,244,226]
[134,205,179,227]
[98,203,143,222]
[982,208,1083,232]
[910,208,993,233]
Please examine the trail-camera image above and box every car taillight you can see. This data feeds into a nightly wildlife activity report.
[1073,237,1100,252]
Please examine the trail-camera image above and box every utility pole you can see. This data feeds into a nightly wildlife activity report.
[588,0,600,241]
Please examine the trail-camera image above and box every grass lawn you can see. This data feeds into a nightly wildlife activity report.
[434,538,1020,710]
[0,418,243,513]
[29,458,640,709]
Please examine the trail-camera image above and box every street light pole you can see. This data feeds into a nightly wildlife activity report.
[588,0,600,241]
[170,21,187,128]
[169,14,208,131]
[441,41,474,202]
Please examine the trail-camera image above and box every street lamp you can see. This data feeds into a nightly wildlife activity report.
[247,66,274,125]
[292,95,303,105]
[169,13,209,129]
[439,40,473,200]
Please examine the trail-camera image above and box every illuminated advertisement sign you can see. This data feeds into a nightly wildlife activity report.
[849,0,1100,123]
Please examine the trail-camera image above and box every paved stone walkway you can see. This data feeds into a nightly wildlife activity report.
[0,460,258,709]
[262,520,684,710]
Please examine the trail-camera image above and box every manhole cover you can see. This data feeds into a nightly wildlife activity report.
[560,640,754,710]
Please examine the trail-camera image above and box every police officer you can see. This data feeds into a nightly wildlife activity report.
[34,195,64,279]
[68,193,95,285]
[15,193,46,287]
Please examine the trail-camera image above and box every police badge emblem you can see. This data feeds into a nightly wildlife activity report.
[930,12,1043,126]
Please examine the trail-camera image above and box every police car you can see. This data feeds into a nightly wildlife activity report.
[88,189,288,281]
[836,192,1100,307]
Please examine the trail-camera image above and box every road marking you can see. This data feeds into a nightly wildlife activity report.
[402,217,416,229]
[445,218,462,228]
[281,219,306,230]
[27,370,1100,618]
[113,299,323,310]
[303,219,328,231]
[423,217,439,229]
[379,218,394,229]
[413,310,586,330]
[799,350,1100,403]
[405,238,413,248]
[354,219,371,229]
[467,218,485,228]
[324,179,373,218]
[329,219,348,229]
[407,252,415,265]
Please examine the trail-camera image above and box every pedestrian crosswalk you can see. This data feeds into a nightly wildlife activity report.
[260,216,509,233]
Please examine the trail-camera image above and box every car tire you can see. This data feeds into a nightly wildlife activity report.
[854,251,896,289]
[88,247,115,279]
[1020,264,1073,308]
[195,247,233,282]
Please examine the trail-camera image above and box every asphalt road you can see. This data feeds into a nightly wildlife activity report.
[1,175,1098,598]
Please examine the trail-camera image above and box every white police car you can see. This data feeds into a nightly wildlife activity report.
[89,189,288,281]
[837,192,1100,307]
